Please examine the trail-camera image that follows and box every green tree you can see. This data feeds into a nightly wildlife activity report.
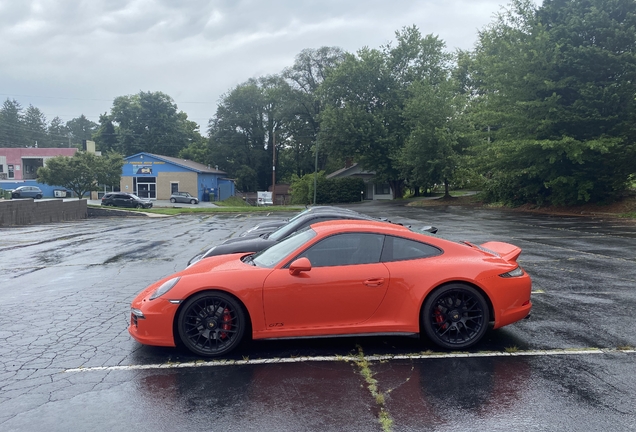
[93,113,119,153]
[320,27,452,198]
[208,77,290,192]
[23,105,48,148]
[282,47,346,178]
[103,91,199,157]
[319,47,401,196]
[401,78,472,197]
[37,152,124,198]
[0,99,26,148]
[66,115,98,148]
[471,0,636,205]
[48,116,70,148]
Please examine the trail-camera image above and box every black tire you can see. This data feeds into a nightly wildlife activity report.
[136,203,143,209]
[35,194,42,199]
[177,291,245,357]
[170,198,176,203]
[12,193,19,199]
[190,199,197,204]
[422,284,489,349]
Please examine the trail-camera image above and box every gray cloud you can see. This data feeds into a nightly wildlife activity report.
[0,0,511,131]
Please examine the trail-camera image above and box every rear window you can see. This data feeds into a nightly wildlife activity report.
[381,236,442,262]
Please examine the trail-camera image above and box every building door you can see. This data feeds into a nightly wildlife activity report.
[365,183,374,200]
[134,177,156,199]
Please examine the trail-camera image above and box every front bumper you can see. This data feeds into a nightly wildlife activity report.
[128,297,179,347]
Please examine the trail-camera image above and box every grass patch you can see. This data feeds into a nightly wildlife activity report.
[616,345,634,351]
[504,346,519,353]
[215,196,252,207]
[354,345,393,432]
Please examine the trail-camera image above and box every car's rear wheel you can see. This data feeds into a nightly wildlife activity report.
[170,198,176,203]
[35,194,42,199]
[190,199,197,204]
[422,284,489,349]
[177,291,245,357]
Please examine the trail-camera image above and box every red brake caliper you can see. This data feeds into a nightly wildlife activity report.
[220,308,231,339]
[433,309,447,330]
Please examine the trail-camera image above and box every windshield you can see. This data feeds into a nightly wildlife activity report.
[252,228,316,268]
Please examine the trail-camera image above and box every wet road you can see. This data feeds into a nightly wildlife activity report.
[1,202,635,431]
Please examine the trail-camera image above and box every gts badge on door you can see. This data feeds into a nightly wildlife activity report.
[268,322,284,327]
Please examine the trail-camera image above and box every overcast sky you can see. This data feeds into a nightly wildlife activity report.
[0,0,511,134]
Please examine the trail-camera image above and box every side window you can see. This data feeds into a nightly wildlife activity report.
[297,233,384,267]
[381,236,442,262]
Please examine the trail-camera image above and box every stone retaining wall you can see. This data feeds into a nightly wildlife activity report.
[0,199,87,226]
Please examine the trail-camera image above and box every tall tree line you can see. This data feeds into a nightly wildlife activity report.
[206,0,635,204]
[0,99,97,148]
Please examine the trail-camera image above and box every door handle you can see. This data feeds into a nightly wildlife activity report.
[364,278,385,287]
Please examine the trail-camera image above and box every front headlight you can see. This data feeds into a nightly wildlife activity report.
[149,277,181,300]
[499,267,524,278]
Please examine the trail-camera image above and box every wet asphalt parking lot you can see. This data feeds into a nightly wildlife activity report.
[1,201,635,431]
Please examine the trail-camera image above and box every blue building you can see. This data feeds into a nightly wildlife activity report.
[121,153,235,202]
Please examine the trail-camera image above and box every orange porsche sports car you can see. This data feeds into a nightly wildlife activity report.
[129,220,532,357]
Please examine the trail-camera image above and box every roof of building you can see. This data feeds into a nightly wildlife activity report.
[126,152,227,174]
[325,163,375,179]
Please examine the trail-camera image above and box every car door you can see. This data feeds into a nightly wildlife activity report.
[262,233,388,330]
[114,194,130,207]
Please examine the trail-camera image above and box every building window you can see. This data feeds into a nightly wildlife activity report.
[0,164,3,172]
[375,183,391,195]
[8,164,14,178]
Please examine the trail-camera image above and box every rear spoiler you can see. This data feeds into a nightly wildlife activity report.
[479,241,522,262]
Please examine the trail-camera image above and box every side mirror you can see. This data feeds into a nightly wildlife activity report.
[289,257,312,275]
[421,226,438,234]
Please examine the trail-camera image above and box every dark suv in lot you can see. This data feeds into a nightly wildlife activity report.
[101,193,153,209]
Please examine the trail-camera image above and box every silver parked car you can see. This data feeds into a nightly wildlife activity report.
[11,186,43,199]
[170,191,199,204]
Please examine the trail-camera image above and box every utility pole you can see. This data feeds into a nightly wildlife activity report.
[313,140,318,205]
[271,130,276,205]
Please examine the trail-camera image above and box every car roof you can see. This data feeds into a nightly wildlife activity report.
[309,219,411,235]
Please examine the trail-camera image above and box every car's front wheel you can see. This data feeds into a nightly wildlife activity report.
[170,198,176,203]
[177,291,246,357]
[136,203,143,209]
[35,194,43,199]
[422,284,489,350]
[190,199,197,204]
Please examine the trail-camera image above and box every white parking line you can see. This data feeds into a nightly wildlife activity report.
[64,348,636,373]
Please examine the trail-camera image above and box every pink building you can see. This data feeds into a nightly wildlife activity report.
[0,148,77,180]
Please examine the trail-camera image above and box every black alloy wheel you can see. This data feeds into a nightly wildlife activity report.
[35,194,42,199]
[170,198,176,203]
[177,291,246,357]
[422,284,489,349]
